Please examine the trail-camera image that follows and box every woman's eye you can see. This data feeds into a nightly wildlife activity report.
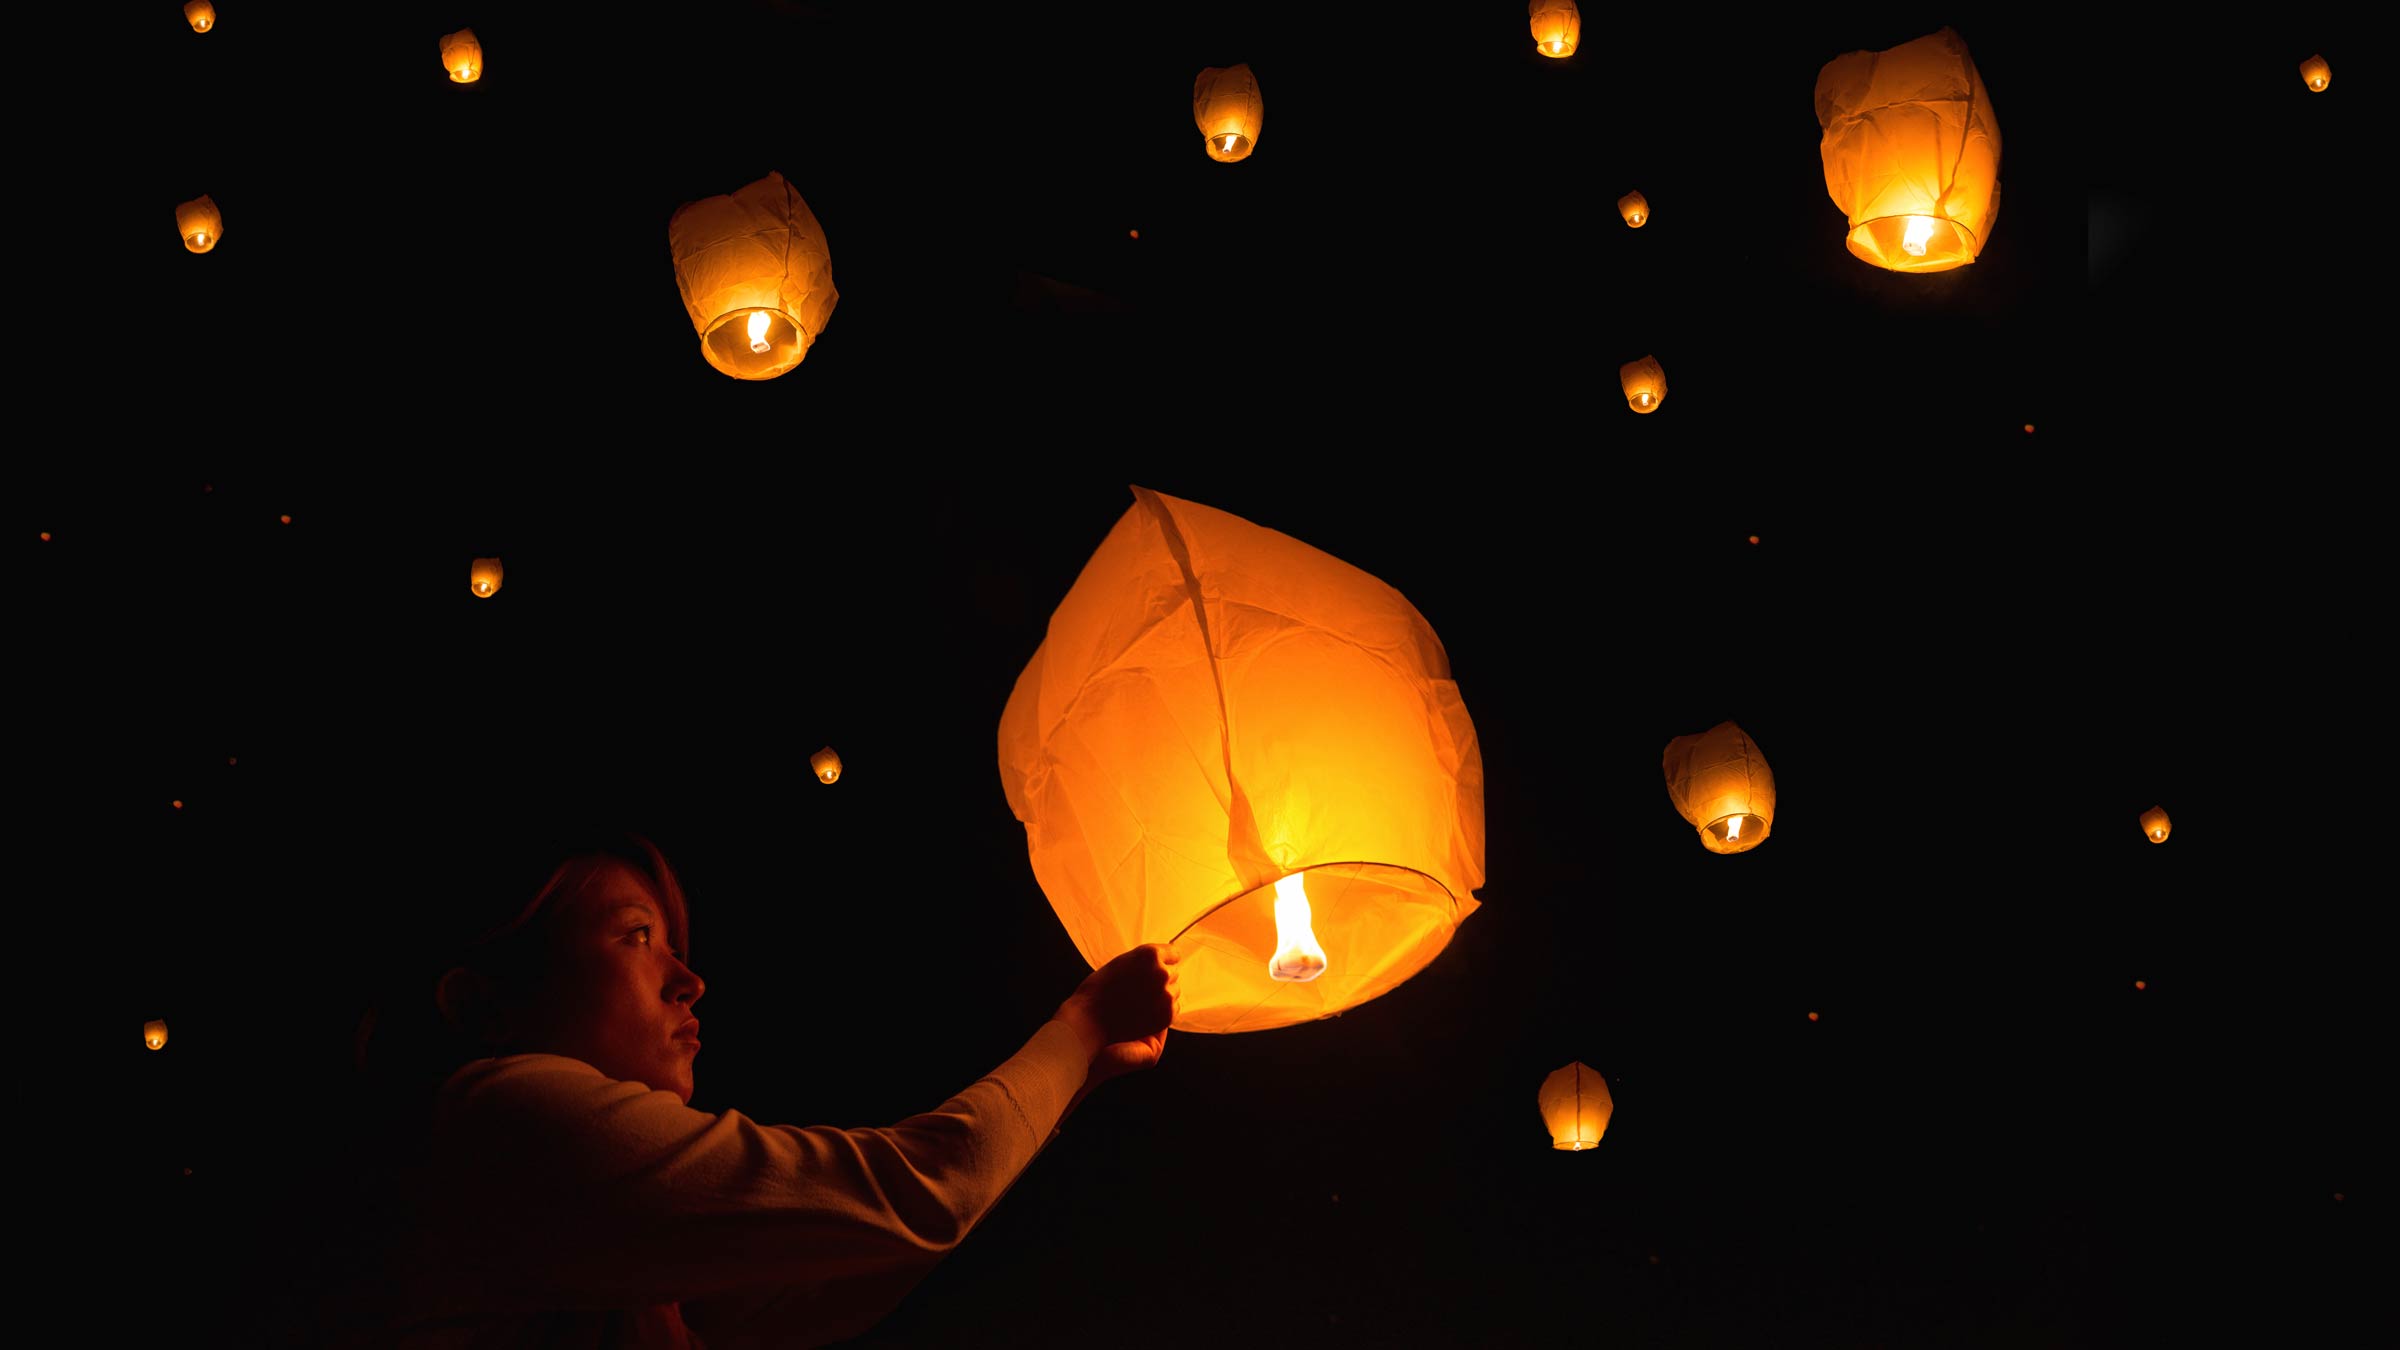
[630,924,653,946]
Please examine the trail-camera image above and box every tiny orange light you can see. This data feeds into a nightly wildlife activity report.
[1807,1011,1819,1021]
[2134,980,2146,990]
[227,756,237,766]
[1129,229,1140,239]
[40,532,51,541]
[1747,534,1760,545]
[172,800,184,809]
[279,514,292,524]
[2023,423,2035,434]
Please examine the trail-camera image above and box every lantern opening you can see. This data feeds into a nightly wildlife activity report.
[1706,814,1764,850]
[1207,133,1253,162]
[701,307,809,380]
[1848,215,1979,272]
[1267,873,1329,983]
[1167,863,1464,1032]
[449,62,480,84]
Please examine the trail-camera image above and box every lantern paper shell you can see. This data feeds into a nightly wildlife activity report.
[1529,1,1580,58]
[1618,191,1649,228]
[440,29,483,83]
[2140,805,2171,844]
[176,196,222,254]
[1815,26,2002,273]
[2300,54,2331,92]
[184,2,214,32]
[469,557,503,598]
[1000,487,1486,1034]
[1193,65,1265,163]
[811,746,842,784]
[668,171,840,381]
[1620,355,1666,413]
[144,1019,169,1051]
[1540,1061,1611,1150]
[1662,721,1775,853]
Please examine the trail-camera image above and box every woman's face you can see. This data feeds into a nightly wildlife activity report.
[509,858,706,1102]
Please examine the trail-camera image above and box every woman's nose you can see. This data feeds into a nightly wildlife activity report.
[671,961,704,1007]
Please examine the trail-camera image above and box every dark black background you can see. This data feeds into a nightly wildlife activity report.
[48,3,2376,1346]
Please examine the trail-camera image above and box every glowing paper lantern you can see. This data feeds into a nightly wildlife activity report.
[440,28,483,83]
[1617,191,1649,228]
[1000,487,1486,1034]
[1620,355,1666,413]
[2300,54,2331,92]
[810,746,842,784]
[1662,721,1774,854]
[668,172,839,381]
[184,2,214,33]
[1193,65,1264,163]
[469,557,503,598]
[144,1019,169,1051]
[176,196,222,254]
[1815,26,2002,273]
[1539,1061,1611,1150]
[1529,1,1579,58]
[2140,805,2170,844]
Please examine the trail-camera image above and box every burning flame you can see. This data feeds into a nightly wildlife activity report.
[747,311,773,354]
[1224,134,1238,154]
[1551,40,1563,53]
[1902,215,1936,257]
[1268,873,1327,982]
[194,232,208,247]
[1726,814,1743,842]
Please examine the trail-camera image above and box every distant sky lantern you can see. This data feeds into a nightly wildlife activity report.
[1193,64,1264,163]
[1663,721,1775,853]
[1620,355,1667,413]
[1815,27,2001,273]
[2299,54,2330,92]
[669,171,839,380]
[440,28,483,83]
[1617,191,1648,228]
[1000,487,1486,1034]
[2140,805,2171,844]
[810,746,842,784]
[145,1019,169,1051]
[1539,1062,1611,1150]
[183,2,214,32]
[176,195,222,254]
[469,557,503,598]
[1528,1,1580,58]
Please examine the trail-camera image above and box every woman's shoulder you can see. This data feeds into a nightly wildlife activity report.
[432,1055,707,1158]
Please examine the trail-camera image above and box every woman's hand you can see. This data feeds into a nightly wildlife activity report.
[1054,944,1179,1086]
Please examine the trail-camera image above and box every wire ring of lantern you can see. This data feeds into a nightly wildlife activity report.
[1164,860,1466,949]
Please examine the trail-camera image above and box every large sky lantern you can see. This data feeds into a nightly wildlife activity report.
[668,171,839,380]
[183,2,214,33]
[2140,805,2171,844]
[1193,64,1264,163]
[176,195,222,254]
[999,487,1486,1034]
[1815,26,2001,273]
[2299,54,2331,92]
[1618,191,1649,228]
[1662,721,1775,854]
[1529,1,1580,58]
[810,746,842,784]
[1540,1061,1611,1150]
[440,28,483,83]
[468,557,503,598]
[145,1019,169,1051]
[1620,355,1666,413]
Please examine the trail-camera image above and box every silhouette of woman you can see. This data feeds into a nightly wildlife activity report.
[323,826,1175,1348]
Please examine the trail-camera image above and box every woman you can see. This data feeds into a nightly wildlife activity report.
[325,826,1176,1348]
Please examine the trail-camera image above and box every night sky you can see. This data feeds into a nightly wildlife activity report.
[57,3,2376,1346]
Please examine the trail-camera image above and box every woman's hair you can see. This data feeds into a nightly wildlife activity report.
[348,822,692,1167]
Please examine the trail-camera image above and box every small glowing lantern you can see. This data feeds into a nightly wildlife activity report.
[176,195,222,254]
[184,2,214,33]
[1529,1,1579,58]
[2299,54,2330,92]
[1815,27,2002,273]
[1662,721,1775,854]
[145,1019,169,1051]
[668,171,840,381]
[1000,487,1486,1033]
[1617,191,1648,228]
[1620,355,1666,414]
[1193,64,1264,163]
[810,746,842,784]
[440,28,483,83]
[2140,805,2170,844]
[469,557,503,598]
[1539,1061,1611,1150]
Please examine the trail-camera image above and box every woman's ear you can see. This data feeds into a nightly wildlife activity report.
[435,966,504,1045]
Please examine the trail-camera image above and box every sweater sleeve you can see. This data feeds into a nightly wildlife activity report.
[414,1019,1090,1343]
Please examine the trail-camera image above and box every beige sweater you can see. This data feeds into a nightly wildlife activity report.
[336,1019,1092,1348]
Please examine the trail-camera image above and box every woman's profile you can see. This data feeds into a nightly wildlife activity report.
[322,824,1176,1348]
